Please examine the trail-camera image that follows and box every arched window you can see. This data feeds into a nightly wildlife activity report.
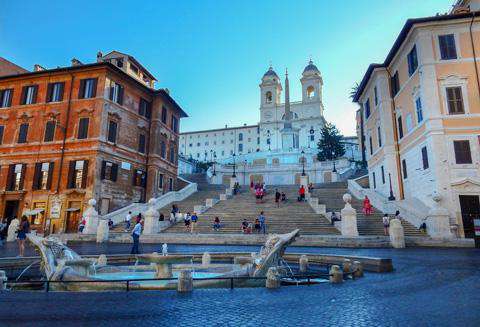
[239,133,243,141]
[265,91,272,103]
[307,86,315,98]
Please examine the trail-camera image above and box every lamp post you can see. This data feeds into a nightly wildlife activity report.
[212,153,217,176]
[232,153,236,177]
[301,150,306,176]
[388,173,396,201]
[332,150,337,173]
[243,160,247,185]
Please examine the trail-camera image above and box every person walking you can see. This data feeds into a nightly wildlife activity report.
[298,185,306,202]
[131,220,143,254]
[190,212,198,233]
[124,211,132,232]
[363,196,373,215]
[17,215,30,257]
[275,189,281,208]
[382,214,390,236]
[258,211,266,235]
[254,217,261,233]
[184,212,191,232]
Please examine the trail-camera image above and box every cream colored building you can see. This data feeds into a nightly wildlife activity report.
[353,6,480,238]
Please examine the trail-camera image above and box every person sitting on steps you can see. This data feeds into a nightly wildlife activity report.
[241,219,249,233]
[213,216,221,231]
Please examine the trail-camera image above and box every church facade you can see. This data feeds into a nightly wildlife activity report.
[179,61,328,162]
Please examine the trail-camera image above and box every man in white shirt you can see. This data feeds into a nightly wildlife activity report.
[124,211,132,232]
[131,220,143,254]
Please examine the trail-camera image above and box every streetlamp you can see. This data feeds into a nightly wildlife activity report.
[243,159,247,185]
[388,173,396,201]
[301,150,306,176]
[332,150,337,173]
[212,152,217,176]
[232,153,236,177]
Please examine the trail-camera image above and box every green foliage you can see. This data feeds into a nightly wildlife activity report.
[317,123,345,161]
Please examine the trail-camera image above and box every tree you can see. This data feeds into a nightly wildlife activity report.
[349,82,359,100]
[317,123,345,161]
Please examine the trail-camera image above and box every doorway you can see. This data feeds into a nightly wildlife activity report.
[459,195,480,238]
[4,200,19,223]
[65,201,82,233]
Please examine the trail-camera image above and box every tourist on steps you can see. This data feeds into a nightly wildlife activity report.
[17,215,30,257]
[190,212,198,233]
[275,189,281,207]
[124,211,132,232]
[382,213,390,236]
[281,192,287,202]
[363,196,373,215]
[130,220,143,254]
[213,217,221,231]
[394,210,402,221]
[254,217,261,233]
[241,219,249,233]
[255,187,262,204]
[298,185,306,202]
[184,212,191,231]
[258,211,266,234]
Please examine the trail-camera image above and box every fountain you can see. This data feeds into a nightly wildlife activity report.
[26,229,301,291]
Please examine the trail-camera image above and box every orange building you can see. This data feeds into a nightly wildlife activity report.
[0,52,187,234]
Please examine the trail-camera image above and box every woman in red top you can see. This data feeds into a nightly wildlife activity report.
[363,196,373,215]
[299,186,306,202]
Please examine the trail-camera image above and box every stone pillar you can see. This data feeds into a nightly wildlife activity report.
[6,218,19,242]
[97,254,107,265]
[202,252,211,266]
[83,199,99,234]
[266,267,281,289]
[342,259,352,274]
[177,270,193,292]
[352,261,364,278]
[331,172,338,182]
[340,194,358,236]
[299,255,309,273]
[389,218,405,248]
[96,219,109,243]
[144,198,159,234]
[329,265,343,283]
[426,192,452,238]
[156,263,173,278]
[0,270,7,290]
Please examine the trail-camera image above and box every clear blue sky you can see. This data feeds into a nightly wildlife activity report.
[1,0,453,135]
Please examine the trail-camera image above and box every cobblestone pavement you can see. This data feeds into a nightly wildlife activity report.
[1,243,479,326]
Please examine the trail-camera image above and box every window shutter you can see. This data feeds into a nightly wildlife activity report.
[146,101,151,119]
[5,89,13,107]
[18,124,28,143]
[46,162,54,190]
[78,118,89,139]
[33,163,42,190]
[118,85,124,105]
[19,164,26,190]
[0,125,4,145]
[32,85,38,104]
[109,85,114,101]
[67,160,76,188]
[46,83,53,102]
[91,78,98,97]
[21,86,27,104]
[139,99,145,116]
[6,164,15,191]
[78,79,85,99]
[100,160,106,180]
[58,82,65,101]
[111,163,118,182]
[81,160,89,188]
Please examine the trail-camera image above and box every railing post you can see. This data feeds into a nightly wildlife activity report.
[126,280,130,292]
[230,277,233,289]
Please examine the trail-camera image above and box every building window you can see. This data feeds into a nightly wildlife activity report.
[21,85,38,105]
[7,163,26,191]
[369,136,373,155]
[107,120,118,143]
[238,143,243,152]
[364,99,370,118]
[421,146,429,170]
[0,89,13,108]
[402,159,408,179]
[133,169,146,187]
[381,166,385,184]
[169,144,175,163]
[239,133,243,141]
[161,106,167,124]
[101,161,118,181]
[415,97,423,123]
[109,82,124,105]
[139,98,151,118]
[307,86,315,98]
[67,160,88,189]
[453,140,472,164]
[377,126,382,147]
[33,162,54,190]
[160,141,166,158]
[18,123,29,143]
[78,78,97,99]
[130,64,139,75]
[439,34,457,60]
[138,134,146,153]
[397,116,403,139]
[171,116,178,133]
[78,117,89,139]
[158,173,164,190]
[169,177,174,191]
[44,121,56,142]
[407,45,418,76]
[265,91,272,103]
[310,135,314,142]
[405,113,413,133]
[372,172,376,189]
[0,125,4,144]
[189,143,192,147]
[374,86,378,106]
[196,142,200,147]
[46,82,65,102]
[390,71,400,97]
[446,86,464,115]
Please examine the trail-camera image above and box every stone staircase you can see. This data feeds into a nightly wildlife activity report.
[164,185,339,235]
[310,182,422,236]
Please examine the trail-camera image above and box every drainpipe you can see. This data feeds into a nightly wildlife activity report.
[469,12,480,101]
[385,68,405,200]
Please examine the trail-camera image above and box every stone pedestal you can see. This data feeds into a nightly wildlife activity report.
[329,265,343,283]
[389,218,405,248]
[96,219,109,243]
[155,263,173,278]
[202,252,211,266]
[426,193,452,238]
[352,261,364,278]
[0,270,7,290]
[6,218,19,242]
[144,199,159,234]
[331,172,338,182]
[205,198,217,208]
[299,255,309,273]
[340,194,358,236]
[266,267,281,289]
[177,270,193,292]
[83,199,99,234]
[97,254,107,266]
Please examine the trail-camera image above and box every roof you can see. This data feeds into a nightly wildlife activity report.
[352,10,479,102]
[0,61,188,118]
[0,57,28,77]
[180,124,259,135]
[263,66,279,79]
[103,50,157,81]
[303,60,320,74]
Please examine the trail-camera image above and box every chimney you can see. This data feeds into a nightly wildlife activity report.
[33,64,46,72]
[97,51,103,62]
[71,58,83,66]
